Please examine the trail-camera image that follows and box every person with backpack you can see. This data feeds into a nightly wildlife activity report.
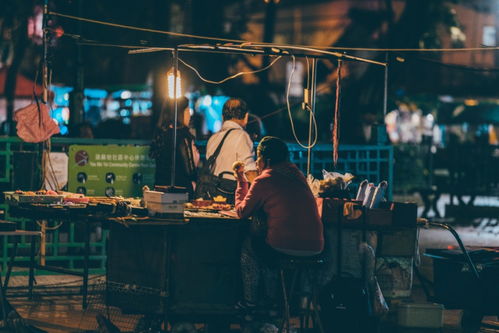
[196,98,257,202]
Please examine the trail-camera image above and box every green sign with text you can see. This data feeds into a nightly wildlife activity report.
[68,145,155,197]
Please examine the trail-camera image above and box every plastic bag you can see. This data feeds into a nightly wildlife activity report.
[322,170,354,188]
[359,242,389,317]
[307,174,321,197]
[14,102,59,143]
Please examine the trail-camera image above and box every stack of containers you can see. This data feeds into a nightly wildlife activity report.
[143,190,189,218]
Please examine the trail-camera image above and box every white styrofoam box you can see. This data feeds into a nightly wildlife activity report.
[143,190,188,204]
[146,202,185,215]
[397,302,444,328]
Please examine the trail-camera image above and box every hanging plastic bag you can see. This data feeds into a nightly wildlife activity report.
[359,242,389,317]
[14,97,59,143]
[307,174,321,197]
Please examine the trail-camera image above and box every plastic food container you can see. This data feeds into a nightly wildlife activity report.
[397,302,444,328]
[143,190,188,204]
[146,202,184,215]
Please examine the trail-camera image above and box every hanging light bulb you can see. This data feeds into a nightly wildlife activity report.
[167,68,182,99]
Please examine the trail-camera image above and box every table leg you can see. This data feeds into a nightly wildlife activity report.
[419,191,431,218]
[39,220,46,266]
[431,192,442,218]
[0,263,7,325]
[4,239,18,291]
[29,235,36,299]
[82,222,90,309]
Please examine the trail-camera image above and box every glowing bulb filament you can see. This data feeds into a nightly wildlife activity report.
[167,68,182,99]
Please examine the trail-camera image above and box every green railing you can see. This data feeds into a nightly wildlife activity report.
[0,137,150,276]
[0,136,392,275]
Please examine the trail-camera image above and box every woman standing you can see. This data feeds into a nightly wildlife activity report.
[150,97,200,196]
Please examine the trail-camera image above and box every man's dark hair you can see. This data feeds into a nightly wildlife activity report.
[222,98,248,121]
[257,136,289,165]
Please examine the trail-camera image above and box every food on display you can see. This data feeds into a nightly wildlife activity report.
[212,195,227,203]
[192,198,213,207]
[185,199,232,211]
[6,188,235,220]
[6,190,65,204]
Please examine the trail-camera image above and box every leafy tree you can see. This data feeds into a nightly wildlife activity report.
[0,0,36,135]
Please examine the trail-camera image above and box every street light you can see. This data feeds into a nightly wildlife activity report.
[167,67,182,99]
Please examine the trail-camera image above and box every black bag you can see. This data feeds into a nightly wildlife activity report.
[318,276,374,332]
[195,129,238,203]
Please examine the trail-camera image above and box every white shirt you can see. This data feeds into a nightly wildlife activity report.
[206,120,257,180]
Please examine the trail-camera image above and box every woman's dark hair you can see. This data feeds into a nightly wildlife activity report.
[157,97,189,128]
[222,98,248,121]
[257,136,289,165]
[150,97,191,159]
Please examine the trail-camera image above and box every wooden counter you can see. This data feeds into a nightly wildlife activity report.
[106,215,248,317]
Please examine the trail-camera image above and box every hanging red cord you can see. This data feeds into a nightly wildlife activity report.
[333,59,343,167]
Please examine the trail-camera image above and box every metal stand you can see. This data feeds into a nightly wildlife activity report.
[306,58,318,175]
[418,219,499,333]
[0,230,41,327]
[170,48,179,187]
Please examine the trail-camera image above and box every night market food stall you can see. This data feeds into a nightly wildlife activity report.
[2,165,418,331]
[0,3,437,333]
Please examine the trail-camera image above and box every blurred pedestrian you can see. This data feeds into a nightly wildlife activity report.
[149,97,199,196]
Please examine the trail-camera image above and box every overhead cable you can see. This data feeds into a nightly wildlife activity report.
[285,55,318,149]
[49,10,498,54]
[178,56,282,84]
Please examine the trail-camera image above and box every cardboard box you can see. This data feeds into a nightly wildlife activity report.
[390,202,417,226]
[398,302,444,328]
[378,228,418,256]
[321,198,344,224]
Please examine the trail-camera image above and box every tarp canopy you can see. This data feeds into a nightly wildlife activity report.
[0,69,45,97]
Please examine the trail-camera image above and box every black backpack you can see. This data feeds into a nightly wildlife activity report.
[195,129,238,203]
[318,276,374,332]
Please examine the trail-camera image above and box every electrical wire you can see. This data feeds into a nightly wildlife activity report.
[49,10,499,54]
[285,55,318,149]
[320,45,499,52]
[246,80,333,125]
[180,53,321,150]
[238,43,385,66]
[178,55,282,84]
[49,10,244,44]
[333,59,343,167]
[306,57,310,90]
[73,37,499,73]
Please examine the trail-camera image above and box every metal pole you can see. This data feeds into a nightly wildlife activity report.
[307,58,317,175]
[383,53,388,116]
[170,49,179,187]
[42,0,49,103]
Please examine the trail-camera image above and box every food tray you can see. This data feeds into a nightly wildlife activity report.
[4,192,64,204]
